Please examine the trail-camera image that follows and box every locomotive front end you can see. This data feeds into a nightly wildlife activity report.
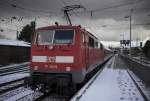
[30,26,84,87]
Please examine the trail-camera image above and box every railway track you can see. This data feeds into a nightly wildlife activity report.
[0,57,111,101]
[0,76,30,94]
[0,62,29,76]
[33,56,112,101]
[0,65,3,67]
[0,62,31,100]
[0,86,43,101]
[127,56,150,66]
[0,62,47,101]
[133,57,150,65]
[34,89,71,101]
[0,86,72,101]
[0,67,29,76]
[0,75,42,101]
[127,70,149,101]
[117,56,150,101]
[0,82,70,101]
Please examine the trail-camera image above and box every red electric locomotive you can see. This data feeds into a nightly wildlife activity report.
[30,24,105,90]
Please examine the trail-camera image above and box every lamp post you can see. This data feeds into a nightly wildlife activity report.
[125,15,132,56]
[124,9,133,56]
[129,15,131,55]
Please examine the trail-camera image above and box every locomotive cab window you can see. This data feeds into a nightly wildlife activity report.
[100,43,103,50]
[54,30,74,44]
[36,30,54,45]
[89,37,94,47]
[35,29,74,45]
[95,41,98,48]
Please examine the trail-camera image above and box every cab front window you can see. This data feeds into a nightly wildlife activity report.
[36,30,54,45]
[35,29,74,45]
[54,30,74,44]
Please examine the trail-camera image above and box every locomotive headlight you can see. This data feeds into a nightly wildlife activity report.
[34,66,38,70]
[48,46,53,50]
[66,67,71,72]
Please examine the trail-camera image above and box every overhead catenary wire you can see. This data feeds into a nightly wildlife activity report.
[62,5,86,25]
[0,0,150,37]
[1,0,149,17]
[0,0,61,15]
[59,0,82,22]
[73,0,146,15]
[10,4,59,15]
[59,0,71,24]
[0,0,149,20]
[56,0,105,41]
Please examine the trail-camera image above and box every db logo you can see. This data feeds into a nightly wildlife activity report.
[47,56,55,62]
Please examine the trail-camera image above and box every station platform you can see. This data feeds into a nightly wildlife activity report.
[71,55,145,101]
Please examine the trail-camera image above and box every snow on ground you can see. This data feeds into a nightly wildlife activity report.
[71,55,144,101]
[0,73,30,84]
[0,62,29,69]
[0,39,30,47]
[5,89,34,101]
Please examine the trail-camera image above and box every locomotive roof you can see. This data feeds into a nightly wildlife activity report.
[36,25,99,41]
[0,39,30,47]
[36,25,80,30]
[81,29,99,41]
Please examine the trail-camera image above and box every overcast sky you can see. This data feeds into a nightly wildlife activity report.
[0,0,150,43]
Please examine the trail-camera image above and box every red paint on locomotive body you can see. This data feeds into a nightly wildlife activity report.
[30,25,105,83]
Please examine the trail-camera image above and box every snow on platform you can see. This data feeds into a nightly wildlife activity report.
[71,55,144,101]
[0,73,30,84]
[0,39,30,47]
